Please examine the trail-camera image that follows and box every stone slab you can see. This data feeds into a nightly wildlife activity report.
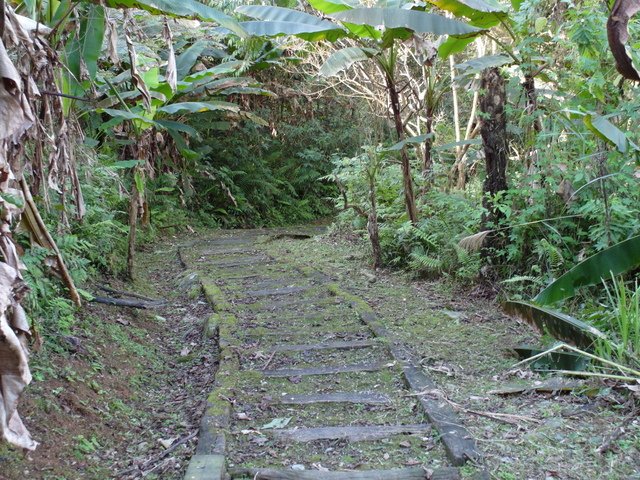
[273,424,431,442]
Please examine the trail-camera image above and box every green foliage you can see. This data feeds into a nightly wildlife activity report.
[379,192,482,280]
[596,278,640,369]
[187,104,360,227]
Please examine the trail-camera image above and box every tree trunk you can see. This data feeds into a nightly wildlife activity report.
[523,72,542,173]
[480,67,508,230]
[367,170,382,269]
[421,106,434,187]
[126,187,138,280]
[385,74,418,225]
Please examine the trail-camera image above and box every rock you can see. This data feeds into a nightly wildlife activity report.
[291,464,305,471]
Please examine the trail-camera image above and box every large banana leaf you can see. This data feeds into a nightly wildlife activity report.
[238,20,345,41]
[385,133,434,152]
[438,35,477,58]
[426,0,507,28]
[331,8,481,36]
[64,5,105,95]
[154,119,200,138]
[181,61,245,85]
[584,114,637,154]
[236,5,346,41]
[319,46,377,76]
[535,235,640,305]
[308,0,358,14]
[504,301,607,349]
[455,54,512,76]
[175,40,208,80]
[98,108,158,128]
[101,0,246,37]
[157,101,240,115]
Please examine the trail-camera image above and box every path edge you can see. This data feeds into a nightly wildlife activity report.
[184,279,238,480]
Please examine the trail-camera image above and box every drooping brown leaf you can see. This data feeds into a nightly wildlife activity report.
[124,15,152,111]
[163,18,177,92]
[607,0,640,82]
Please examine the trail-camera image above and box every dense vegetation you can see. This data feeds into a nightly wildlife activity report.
[1,0,639,460]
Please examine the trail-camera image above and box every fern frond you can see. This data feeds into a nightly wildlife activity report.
[459,230,491,252]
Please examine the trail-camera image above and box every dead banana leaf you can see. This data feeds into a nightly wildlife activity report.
[0,10,37,450]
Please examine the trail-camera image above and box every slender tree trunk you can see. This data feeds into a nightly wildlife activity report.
[126,186,138,280]
[421,105,434,187]
[523,72,542,173]
[385,74,418,225]
[367,171,382,269]
[449,55,462,158]
[480,67,508,231]
[595,140,613,247]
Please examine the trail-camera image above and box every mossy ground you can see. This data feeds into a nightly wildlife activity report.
[0,239,218,480]
[5,228,637,479]
[257,232,640,480]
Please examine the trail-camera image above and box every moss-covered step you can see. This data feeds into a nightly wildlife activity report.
[229,467,460,480]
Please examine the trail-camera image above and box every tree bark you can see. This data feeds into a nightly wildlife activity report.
[480,67,508,229]
[421,105,434,186]
[367,168,382,269]
[385,74,418,225]
[126,184,139,280]
[523,72,542,173]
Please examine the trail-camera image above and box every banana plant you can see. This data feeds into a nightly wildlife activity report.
[235,0,479,225]
[91,28,270,277]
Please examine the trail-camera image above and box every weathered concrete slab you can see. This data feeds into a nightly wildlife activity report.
[261,362,388,377]
[184,454,225,480]
[208,256,272,268]
[229,467,441,479]
[271,340,377,352]
[273,424,431,442]
[280,392,391,405]
[246,286,311,297]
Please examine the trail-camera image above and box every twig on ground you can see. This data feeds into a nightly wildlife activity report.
[407,389,541,426]
[98,285,160,302]
[597,405,638,455]
[116,431,197,477]
[262,351,277,370]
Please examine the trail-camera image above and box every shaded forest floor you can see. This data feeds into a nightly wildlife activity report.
[0,228,638,479]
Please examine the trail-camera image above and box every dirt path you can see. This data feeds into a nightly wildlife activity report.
[179,229,483,480]
[4,227,636,479]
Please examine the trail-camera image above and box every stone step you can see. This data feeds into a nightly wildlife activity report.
[279,392,391,405]
[245,286,312,297]
[261,362,389,377]
[272,424,431,443]
[270,340,378,353]
[230,467,461,480]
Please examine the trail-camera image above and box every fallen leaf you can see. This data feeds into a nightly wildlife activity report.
[236,412,250,420]
[261,417,292,430]
[158,437,177,449]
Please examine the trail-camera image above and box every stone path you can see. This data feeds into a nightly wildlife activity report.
[180,229,482,480]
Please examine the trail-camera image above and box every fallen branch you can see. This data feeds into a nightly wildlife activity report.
[90,295,165,309]
[20,178,82,307]
[98,284,159,302]
[408,389,541,426]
